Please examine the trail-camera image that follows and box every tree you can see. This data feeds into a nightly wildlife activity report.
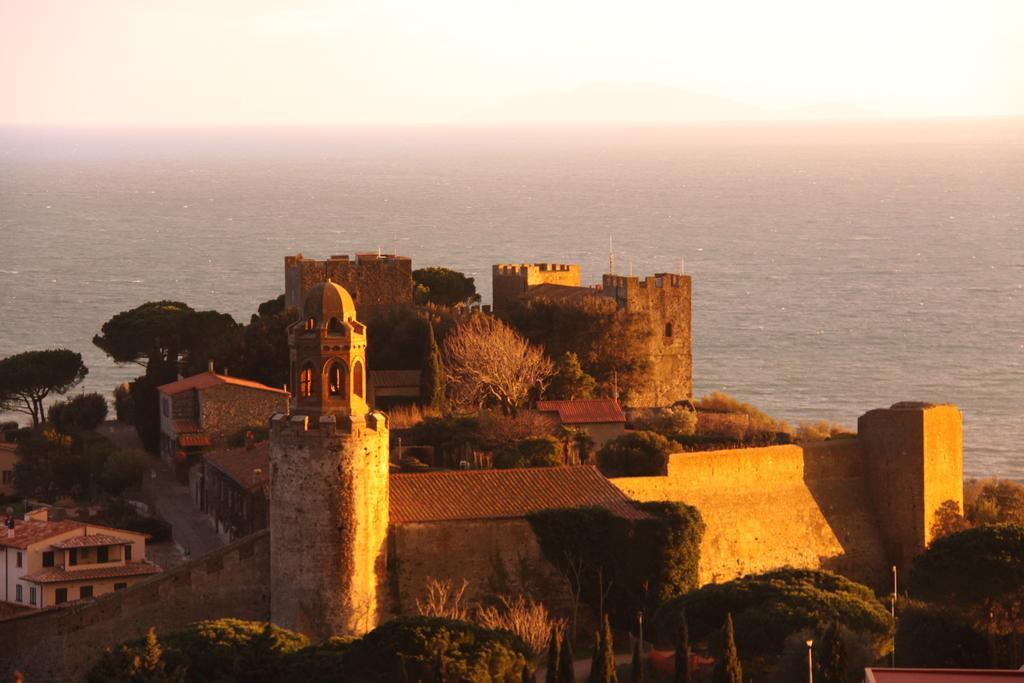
[413,267,480,307]
[0,349,88,427]
[48,393,109,433]
[558,630,575,683]
[421,322,447,411]
[92,301,194,368]
[546,624,561,683]
[931,499,970,539]
[443,314,553,415]
[630,640,643,683]
[713,614,742,683]
[674,610,692,683]
[494,437,563,469]
[596,431,672,478]
[818,621,847,683]
[547,352,596,400]
[589,614,618,683]
[100,449,147,496]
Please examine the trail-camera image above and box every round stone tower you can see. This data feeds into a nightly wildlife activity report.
[269,280,390,639]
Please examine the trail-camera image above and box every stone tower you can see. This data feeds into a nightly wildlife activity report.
[269,280,390,639]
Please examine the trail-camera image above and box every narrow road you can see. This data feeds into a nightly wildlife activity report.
[98,422,225,563]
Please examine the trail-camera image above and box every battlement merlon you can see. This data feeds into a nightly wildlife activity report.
[269,411,388,437]
[602,272,691,291]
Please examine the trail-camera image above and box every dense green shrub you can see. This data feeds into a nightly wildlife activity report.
[100,450,149,496]
[894,600,988,669]
[908,524,1024,607]
[654,569,892,665]
[631,406,697,439]
[546,352,597,401]
[48,392,110,433]
[494,436,562,469]
[528,502,704,631]
[596,431,671,477]
[413,267,480,307]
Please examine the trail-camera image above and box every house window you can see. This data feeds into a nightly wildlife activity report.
[42,551,54,567]
[162,397,170,418]
[97,546,109,563]
[125,544,133,561]
[299,364,314,398]
[69,549,77,566]
[328,317,343,333]
[1,470,11,484]
[665,322,673,337]
[80,548,91,562]
[328,363,345,397]
[29,587,36,605]
[114,582,127,592]
[80,585,93,599]
[352,360,364,398]
[15,585,22,602]
[16,551,22,568]
[304,317,317,331]
[55,588,68,604]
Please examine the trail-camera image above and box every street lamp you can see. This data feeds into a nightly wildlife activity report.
[891,565,898,667]
[806,639,814,683]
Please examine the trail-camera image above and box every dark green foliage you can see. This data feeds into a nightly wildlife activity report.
[503,297,652,404]
[414,267,480,307]
[93,300,194,367]
[596,431,671,478]
[12,429,138,501]
[279,636,356,681]
[113,383,134,423]
[422,322,447,411]
[629,641,643,683]
[894,600,988,669]
[818,622,846,683]
[673,611,691,683]
[528,503,704,632]
[589,616,618,683]
[128,373,167,453]
[0,349,89,426]
[48,393,109,433]
[495,437,563,469]
[712,615,742,683]
[86,498,173,543]
[342,616,531,682]
[908,523,1024,608]
[100,450,148,496]
[406,414,482,454]
[237,297,292,389]
[654,568,892,667]
[546,625,561,683]
[558,632,575,683]
[547,352,596,401]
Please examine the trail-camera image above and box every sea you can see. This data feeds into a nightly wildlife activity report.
[0,120,1021,479]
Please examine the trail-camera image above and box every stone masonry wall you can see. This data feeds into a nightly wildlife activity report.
[491,263,581,313]
[611,440,890,589]
[200,384,289,445]
[285,253,413,314]
[0,531,271,683]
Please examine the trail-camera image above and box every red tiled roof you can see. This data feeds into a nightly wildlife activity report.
[536,399,626,425]
[173,420,200,434]
[866,669,1024,682]
[0,442,16,454]
[158,371,289,396]
[370,370,422,388]
[23,560,161,585]
[389,465,648,524]
[0,520,85,550]
[51,533,134,549]
[178,433,211,448]
[206,442,271,490]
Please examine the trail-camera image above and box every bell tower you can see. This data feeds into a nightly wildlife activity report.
[269,279,390,640]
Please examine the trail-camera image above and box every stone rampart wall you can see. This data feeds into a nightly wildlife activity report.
[0,531,271,682]
[611,440,890,588]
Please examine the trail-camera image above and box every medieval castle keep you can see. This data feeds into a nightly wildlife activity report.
[284,253,413,314]
[493,263,693,407]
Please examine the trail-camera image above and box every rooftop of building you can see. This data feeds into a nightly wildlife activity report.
[0,519,148,550]
[23,560,161,585]
[205,441,271,491]
[520,283,603,303]
[158,371,290,397]
[389,465,648,524]
[50,533,136,549]
[536,399,627,425]
[865,669,1024,682]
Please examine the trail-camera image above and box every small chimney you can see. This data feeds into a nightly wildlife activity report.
[208,360,215,373]
[245,431,255,450]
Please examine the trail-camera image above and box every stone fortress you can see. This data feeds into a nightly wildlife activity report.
[0,255,965,680]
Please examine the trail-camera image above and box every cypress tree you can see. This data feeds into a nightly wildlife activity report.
[712,614,742,683]
[674,610,692,683]
[589,630,602,682]
[558,630,576,683]
[547,624,562,683]
[629,640,644,683]
[601,614,619,683]
[142,627,163,673]
[819,622,847,683]
[420,321,446,412]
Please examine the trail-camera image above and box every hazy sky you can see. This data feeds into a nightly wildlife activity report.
[1,0,1021,125]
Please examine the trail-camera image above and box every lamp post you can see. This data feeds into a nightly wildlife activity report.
[891,565,898,667]
[806,639,814,683]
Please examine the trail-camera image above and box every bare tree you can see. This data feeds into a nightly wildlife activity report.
[443,314,554,415]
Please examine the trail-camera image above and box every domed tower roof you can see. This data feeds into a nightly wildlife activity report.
[303,280,357,323]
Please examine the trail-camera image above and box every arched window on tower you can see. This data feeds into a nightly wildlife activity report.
[327,362,346,397]
[665,322,674,338]
[299,364,314,398]
[304,317,317,331]
[328,317,343,334]
[352,360,364,398]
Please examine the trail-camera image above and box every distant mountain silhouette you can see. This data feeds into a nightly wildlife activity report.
[470,83,879,124]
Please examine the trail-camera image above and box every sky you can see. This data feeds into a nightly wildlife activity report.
[0,0,1021,125]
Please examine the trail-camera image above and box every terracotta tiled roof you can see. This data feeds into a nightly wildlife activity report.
[51,533,135,549]
[23,560,161,585]
[173,420,200,434]
[205,442,271,490]
[178,433,211,448]
[389,466,648,524]
[369,370,422,388]
[536,399,626,425]
[865,669,1024,682]
[158,371,289,396]
[0,442,16,454]
[0,520,85,550]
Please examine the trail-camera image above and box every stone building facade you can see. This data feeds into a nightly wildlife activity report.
[284,253,413,315]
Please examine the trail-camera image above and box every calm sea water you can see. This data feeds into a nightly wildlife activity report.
[0,122,1021,478]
